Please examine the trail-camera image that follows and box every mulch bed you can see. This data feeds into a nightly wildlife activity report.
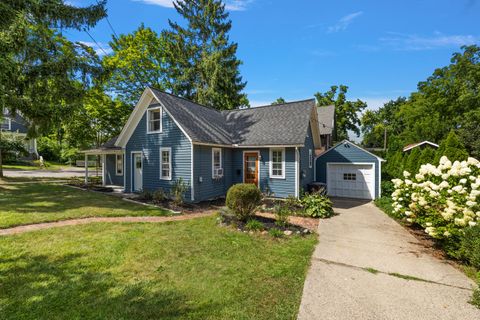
[131,197,225,215]
[219,211,314,237]
[256,212,319,231]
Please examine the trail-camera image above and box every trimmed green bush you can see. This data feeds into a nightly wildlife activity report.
[139,190,153,201]
[226,184,262,221]
[301,194,334,218]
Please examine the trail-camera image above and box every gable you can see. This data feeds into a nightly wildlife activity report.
[318,140,385,162]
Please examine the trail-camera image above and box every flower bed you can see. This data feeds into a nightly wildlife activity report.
[391,156,480,241]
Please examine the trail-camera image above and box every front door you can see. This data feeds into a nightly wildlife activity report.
[244,152,259,187]
[133,153,143,192]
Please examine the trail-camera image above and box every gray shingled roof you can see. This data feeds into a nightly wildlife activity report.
[224,99,316,146]
[316,105,335,135]
[150,88,316,146]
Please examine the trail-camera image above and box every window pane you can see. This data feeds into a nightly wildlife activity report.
[149,109,161,131]
[271,149,283,177]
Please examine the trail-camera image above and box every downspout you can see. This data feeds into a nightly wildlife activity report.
[295,147,299,198]
[191,143,195,202]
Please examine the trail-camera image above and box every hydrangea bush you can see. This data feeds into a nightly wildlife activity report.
[391,156,480,240]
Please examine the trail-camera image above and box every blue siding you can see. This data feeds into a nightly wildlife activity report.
[125,104,192,201]
[315,141,381,198]
[193,145,231,200]
[231,148,296,198]
[299,124,315,192]
[105,154,124,186]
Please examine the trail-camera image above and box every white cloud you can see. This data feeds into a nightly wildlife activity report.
[132,0,253,11]
[327,11,363,33]
[358,97,392,111]
[380,32,480,51]
[78,41,113,56]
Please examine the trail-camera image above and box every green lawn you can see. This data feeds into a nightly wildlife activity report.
[0,182,171,228]
[0,217,317,319]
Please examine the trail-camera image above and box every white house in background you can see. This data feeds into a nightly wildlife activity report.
[403,141,439,153]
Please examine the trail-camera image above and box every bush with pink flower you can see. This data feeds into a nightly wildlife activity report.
[391,156,480,240]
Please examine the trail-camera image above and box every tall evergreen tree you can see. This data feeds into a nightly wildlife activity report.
[163,0,248,110]
[434,130,469,164]
[405,147,421,174]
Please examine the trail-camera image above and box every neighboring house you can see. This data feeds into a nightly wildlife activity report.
[315,105,335,153]
[83,87,322,202]
[1,109,38,158]
[403,141,439,152]
[316,140,385,200]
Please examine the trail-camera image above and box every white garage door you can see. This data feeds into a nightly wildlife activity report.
[327,163,375,199]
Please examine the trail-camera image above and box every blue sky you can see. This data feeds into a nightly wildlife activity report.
[67,0,480,110]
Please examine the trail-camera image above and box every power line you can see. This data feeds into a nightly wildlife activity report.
[84,29,109,56]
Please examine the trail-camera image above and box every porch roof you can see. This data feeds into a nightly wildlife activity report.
[81,136,123,155]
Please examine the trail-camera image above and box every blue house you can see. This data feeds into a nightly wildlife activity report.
[84,87,322,202]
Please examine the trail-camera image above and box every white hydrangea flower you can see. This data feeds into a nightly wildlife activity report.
[439,181,449,189]
[467,157,479,166]
[415,173,424,181]
[460,178,467,184]
[454,218,467,227]
[403,171,411,178]
[426,222,432,227]
[466,200,477,207]
[469,221,477,227]
[404,211,413,217]
[444,231,451,237]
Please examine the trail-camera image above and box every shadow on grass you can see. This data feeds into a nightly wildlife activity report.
[0,253,212,319]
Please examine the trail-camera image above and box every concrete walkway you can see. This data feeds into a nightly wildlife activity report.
[0,212,215,236]
[4,167,99,178]
[298,198,480,320]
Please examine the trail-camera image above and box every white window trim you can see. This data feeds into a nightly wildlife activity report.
[269,147,285,179]
[146,106,162,134]
[309,149,313,168]
[115,154,124,176]
[1,117,11,131]
[211,147,223,178]
[160,147,172,180]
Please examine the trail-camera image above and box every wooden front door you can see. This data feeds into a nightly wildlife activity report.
[244,152,259,186]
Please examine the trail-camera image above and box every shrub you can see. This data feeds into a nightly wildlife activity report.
[460,225,480,269]
[374,196,402,219]
[153,188,166,203]
[381,180,395,197]
[226,183,262,221]
[391,156,480,242]
[139,190,153,201]
[274,204,290,227]
[245,219,264,231]
[301,194,334,218]
[268,228,283,238]
[171,177,189,205]
[472,287,480,309]
[284,195,303,213]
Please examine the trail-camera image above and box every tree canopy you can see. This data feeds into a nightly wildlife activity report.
[315,85,366,141]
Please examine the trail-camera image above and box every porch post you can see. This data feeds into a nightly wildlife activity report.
[84,154,89,184]
[102,154,106,186]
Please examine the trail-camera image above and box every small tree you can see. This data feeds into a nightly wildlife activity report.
[434,131,468,164]
[271,97,286,105]
[418,147,436,167]
[385,151,404,179]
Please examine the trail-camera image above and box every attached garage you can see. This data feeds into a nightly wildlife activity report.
[315,140,385,200]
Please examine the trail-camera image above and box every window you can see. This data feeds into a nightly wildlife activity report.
[343,173,357,181]
[115,154,124,176]
[309,149,313,168]
[160,147,171,180]
[1,117,11,131]
[270,148,285,179]
[147,107,162,133]
[212,148,223,178]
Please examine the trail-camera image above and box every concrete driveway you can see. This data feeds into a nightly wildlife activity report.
[298,198,480,320]
[4,167,99,179]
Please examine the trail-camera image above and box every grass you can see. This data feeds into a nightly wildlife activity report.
[364,267,379,274]
[374,196,402,220]
[0,182,171,228]
[0,217,317,319]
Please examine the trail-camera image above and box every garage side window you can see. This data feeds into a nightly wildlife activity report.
[115,154,123,176]
[270,148,285,179]
[343,173,356,181]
